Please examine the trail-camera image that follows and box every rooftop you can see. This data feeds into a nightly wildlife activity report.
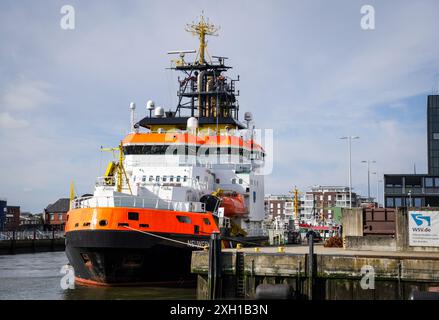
[45,198,70,213]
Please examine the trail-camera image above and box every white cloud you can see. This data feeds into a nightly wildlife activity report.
[0,112,29,129]
[0,78,54,111]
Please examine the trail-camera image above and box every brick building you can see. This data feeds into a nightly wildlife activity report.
[44,198,70,231]
[5,206,20,231]
[302,186,359,221]
[265,194,302,221]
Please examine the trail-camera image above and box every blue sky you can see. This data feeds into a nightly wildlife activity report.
[1,0,439,212]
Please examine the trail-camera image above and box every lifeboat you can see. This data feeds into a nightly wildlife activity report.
[212,189,248,217]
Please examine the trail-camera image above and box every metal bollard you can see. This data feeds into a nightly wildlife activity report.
[308,232,315,300]
[208,232,222,300]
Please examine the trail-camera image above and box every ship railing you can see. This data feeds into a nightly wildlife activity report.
[246,228,265,237]
[0,230,65,241]
[95,176,115,187]
[72,195,206,213]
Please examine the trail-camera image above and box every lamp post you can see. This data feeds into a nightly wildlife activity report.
[362,160,376,200]
[340,136,360,208]
[378,179,383,208]
[372,172,381,207]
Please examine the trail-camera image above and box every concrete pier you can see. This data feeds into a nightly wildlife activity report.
[191,245,439,300]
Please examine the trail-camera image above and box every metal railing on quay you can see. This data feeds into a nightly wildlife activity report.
[0,230,65,241]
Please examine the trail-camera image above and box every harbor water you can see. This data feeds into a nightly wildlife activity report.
[0,251,196,300]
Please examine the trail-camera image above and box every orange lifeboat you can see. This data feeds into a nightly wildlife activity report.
[217,191,248,217]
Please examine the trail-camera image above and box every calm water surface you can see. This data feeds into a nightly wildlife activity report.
[0,251,196,300]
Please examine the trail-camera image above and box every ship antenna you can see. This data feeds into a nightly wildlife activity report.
[185,14,219,65]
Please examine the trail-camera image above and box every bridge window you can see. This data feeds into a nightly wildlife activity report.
[128,212,139,221]
[176,216,192,224]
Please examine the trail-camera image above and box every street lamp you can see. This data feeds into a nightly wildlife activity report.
[340,136,360,208]
[378,179,383,207]
[361,160,376,200]
[372,172,382,207]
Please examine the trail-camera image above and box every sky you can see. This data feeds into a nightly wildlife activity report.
[1,0,439,212]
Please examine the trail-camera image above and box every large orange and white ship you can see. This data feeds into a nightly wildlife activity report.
[65,16,267,285]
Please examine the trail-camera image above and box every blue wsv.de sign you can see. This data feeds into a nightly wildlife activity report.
[408,211,439,247]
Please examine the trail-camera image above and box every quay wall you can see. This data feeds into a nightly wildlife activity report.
[0,239,65,255]
[192,249,439,300]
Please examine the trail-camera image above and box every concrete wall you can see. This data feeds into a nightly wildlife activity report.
[342,207,439,252]
[396,208,439,253]
[342,208,363,237]
[192,250,439,300]
[345,236,396,251]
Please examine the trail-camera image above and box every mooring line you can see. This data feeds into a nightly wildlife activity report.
[122,226,207,249]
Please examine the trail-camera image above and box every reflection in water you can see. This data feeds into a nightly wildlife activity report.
[0,252,196,300]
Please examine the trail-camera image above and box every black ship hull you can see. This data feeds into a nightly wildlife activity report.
[65,230,209,286]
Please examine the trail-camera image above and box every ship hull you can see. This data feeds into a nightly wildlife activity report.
[65,230,209,286]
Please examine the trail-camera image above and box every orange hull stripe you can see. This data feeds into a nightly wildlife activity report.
[74,277,190,287]
[65,207,219,235]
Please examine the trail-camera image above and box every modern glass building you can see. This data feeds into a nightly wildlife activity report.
[0,199,7,231]
[428,95,439,175]
[384,174,439,208]
[384,95,439,208]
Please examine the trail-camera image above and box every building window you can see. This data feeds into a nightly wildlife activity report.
[149,176,154,182]
[163,176,167,182]
[183,176,188,182]
[386,198,394,208]
[414,198,422,208]
[58,213,63,220]
[176,176,181,182]
[156,176,160,182]
[433,133,439,140]
[170,176,174,182]
[239,179,243,184]
[232,178,236,184]
[425,177,434,188]
[394,198,403,207]
[50,214,55,221]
